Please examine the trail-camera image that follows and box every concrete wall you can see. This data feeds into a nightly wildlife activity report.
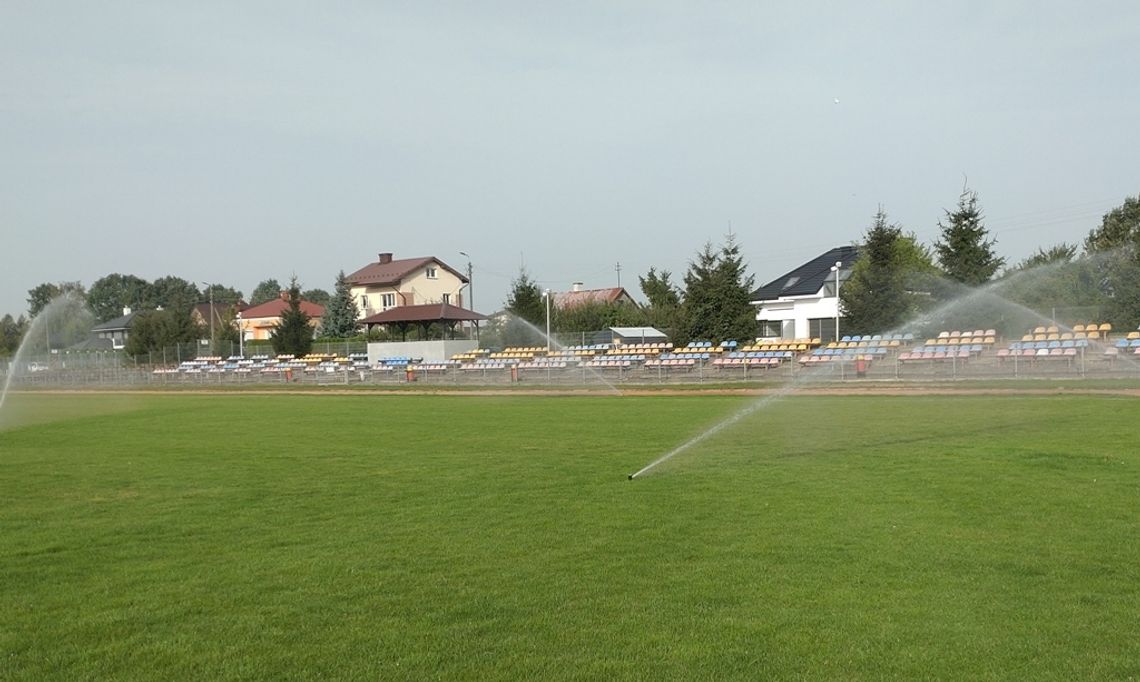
[367,339,478,364]
[755,290,838,340]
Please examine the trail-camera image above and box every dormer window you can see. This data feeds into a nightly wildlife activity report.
[426,267,438,279]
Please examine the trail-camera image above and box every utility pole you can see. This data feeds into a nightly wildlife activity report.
[460,251,477,341]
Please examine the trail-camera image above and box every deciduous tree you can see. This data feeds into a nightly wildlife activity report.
[302,288,332,307]
[150,276,201,309]
[27,281,85,317]
[87,274,152,322]
[250,279,283,306]
[1084,193,1140,328]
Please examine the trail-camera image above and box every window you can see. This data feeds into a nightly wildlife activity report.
[426,267,438,279]
[360,296,368,310]
[809,317,839,343]
[381,293,396,308]
[758,320,783,338]
[442,293,450,304]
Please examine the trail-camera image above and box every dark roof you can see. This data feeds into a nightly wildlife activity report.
[751,246,859,301]
[67,336,116,351]
[194,302,245,320]
[91,311,143,332]
[347,256,467,287]
[359,303,487,325]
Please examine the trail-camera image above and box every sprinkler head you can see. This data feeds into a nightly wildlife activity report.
[627,474,635,481]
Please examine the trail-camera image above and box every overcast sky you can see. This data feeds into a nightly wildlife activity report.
[3,2,1138,318]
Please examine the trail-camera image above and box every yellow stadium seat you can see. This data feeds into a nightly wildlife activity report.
[1072,324,1086,332]
[1099,323,1112,332]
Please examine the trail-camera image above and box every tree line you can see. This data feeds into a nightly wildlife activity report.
[8,272,362,358]
[7,188,1140,357]
[840,188,1140,336]
[499,188,1140,345]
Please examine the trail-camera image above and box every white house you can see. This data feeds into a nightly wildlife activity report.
[751,246,858,343]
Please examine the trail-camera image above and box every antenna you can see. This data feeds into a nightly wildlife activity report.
[615,261,622,288]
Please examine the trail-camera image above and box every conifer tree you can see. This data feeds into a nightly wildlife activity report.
[639,267,682,338]
[712,235,757,342]
[505,268,545,326]
[321,270,361,338]
[934,188,1004,286]
[270,279,314,356]
[841,208,937,335]
[503,268,547,346]
[680,242,719,343]
[681,235,757,343]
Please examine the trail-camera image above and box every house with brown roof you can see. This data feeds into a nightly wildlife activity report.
[346,252,469,320]
[551,283,637,309]
[236,293,325,341]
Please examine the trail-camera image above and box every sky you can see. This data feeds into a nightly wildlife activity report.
[3,2,1139,318]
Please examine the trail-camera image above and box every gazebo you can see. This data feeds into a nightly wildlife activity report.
[359,303,486,341]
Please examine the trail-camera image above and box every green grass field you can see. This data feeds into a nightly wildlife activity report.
[2,392,1137,679]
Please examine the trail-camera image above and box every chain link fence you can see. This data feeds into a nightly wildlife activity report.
[3,338,1140,391]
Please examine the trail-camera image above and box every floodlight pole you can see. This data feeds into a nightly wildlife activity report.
[830,261,842,342]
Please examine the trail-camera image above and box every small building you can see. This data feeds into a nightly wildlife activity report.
[609,326,668,345]
[346,252,469,320]
[91,308,142,350]
[237,293,325,341]
[751,246,858,343]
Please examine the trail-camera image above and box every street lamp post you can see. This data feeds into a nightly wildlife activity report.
[830,261,842,342]
[544,289,552,351]
[236,311,244,358]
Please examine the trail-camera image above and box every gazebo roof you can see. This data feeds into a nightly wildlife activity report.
[359,303,486,325]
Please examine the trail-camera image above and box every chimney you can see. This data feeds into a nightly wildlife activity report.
[572,282,583,292]
[122,306,131,316]
[280,290,290,301]
[378,252,393,264]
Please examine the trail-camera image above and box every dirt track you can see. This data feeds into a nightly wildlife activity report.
[23,385,1140,398]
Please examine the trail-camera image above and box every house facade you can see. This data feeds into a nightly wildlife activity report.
[90,308,141,350]
[237,294,325,341]
[346,253,469,319]
[751,246,858,343]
